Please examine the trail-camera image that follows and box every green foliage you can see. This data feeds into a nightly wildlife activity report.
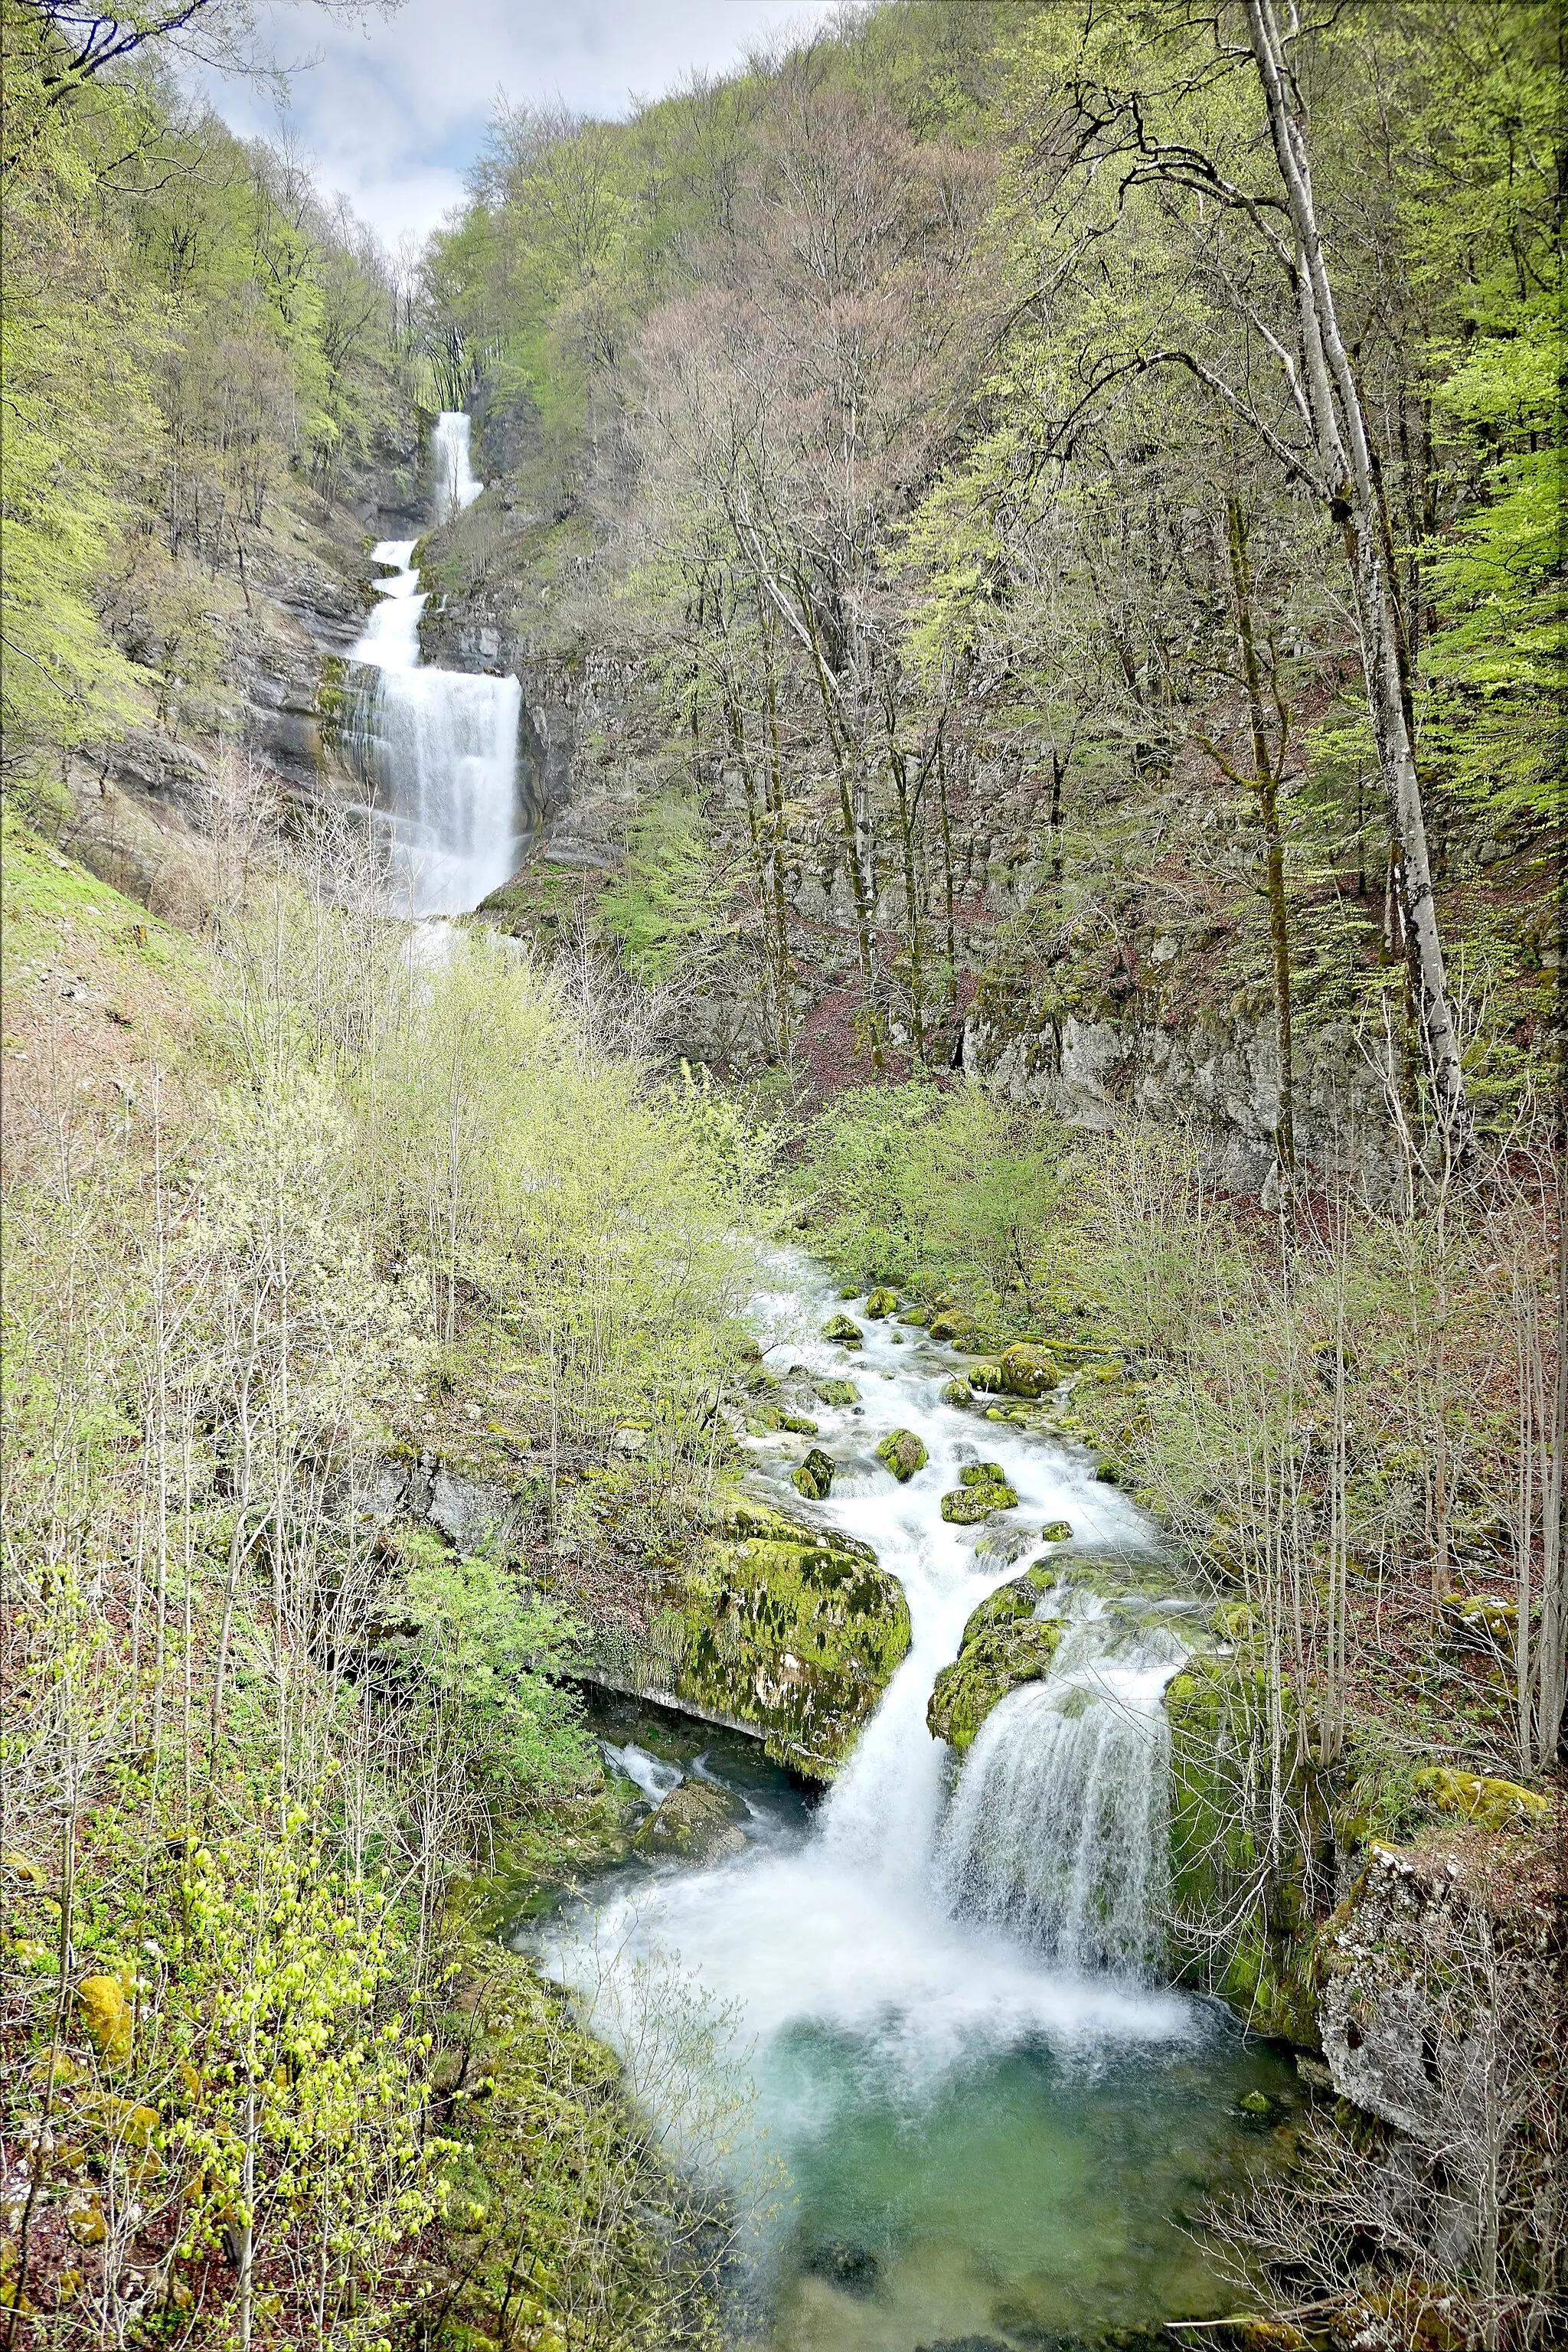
[599,797,724,983]
[801,1081,1068,1308]
[390,1547,590,1793]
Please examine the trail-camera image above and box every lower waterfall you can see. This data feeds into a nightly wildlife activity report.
[933,1596,1187,1975]
[531,1250,1295,2345]
[348,413,527,916]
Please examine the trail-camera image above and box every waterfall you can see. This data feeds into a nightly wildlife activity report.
[347,413,528,917]
[432,410,483,522]
[934,1596,1188,1977]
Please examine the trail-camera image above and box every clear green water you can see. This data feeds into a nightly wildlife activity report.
[549,1697,1302,2352]
[762,2026,1300,2351]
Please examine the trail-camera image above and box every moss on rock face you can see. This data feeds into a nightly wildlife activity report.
[1414,1766,1546,1828]
[875,1427,928,1481]
[815,1377,859,1406]
[1165,1651,1321,2046]
[668,1495,911,1777]
[865,1287,898,1318]
[928,1305,983,1348]
[822,1314,864,1348]
[926,1564,1066,1751]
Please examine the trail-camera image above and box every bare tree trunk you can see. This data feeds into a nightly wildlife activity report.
[1245,0,1468,1160]
[1224,498,1296,1178]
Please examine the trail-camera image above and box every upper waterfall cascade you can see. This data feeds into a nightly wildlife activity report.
[348,413,525,917]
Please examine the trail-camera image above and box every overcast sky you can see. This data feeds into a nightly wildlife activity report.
[196,0,837,252]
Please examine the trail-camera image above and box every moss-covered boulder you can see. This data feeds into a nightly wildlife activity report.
[928,1305,982,1348]
[927,1564,1066,1751]
[940,1479,1019,1524]
[1413,1767,1546,1829]
[1040,1520,1073,1543]
[865,1287,898,1318]
[822,1314,864,1348]
[815,1377,859,1406]
[670,1496,911,1776]
[779,1410,819,1436]
[792,1447,836,1501]
[940,1377,972,1405]
[998,1342,1060,1398]
[632,1779,747,1863]
[875,1428,927,1481]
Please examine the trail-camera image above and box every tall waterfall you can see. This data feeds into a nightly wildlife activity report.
[348,413,526,917]
[934,1595,1188,1976]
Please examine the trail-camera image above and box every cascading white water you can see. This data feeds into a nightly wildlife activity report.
[431,410,483,522]
[934,1593,1189,1975]
[542,1250,1200,2082]
[348,413,526,917]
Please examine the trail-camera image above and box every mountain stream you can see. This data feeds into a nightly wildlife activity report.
[528,1252,1298,2350]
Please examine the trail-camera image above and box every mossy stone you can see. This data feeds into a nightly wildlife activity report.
[941,1377,972,1405]
[1414,1766,1546,1828]
[632,1779,746,1862]
[78,1975,132,2062]
[822,1314,864,1348]
[815,1377,860,1406]
[939,1478,1018,1523]
[792,1448,835,1501]
[998,1342,1059,1398]
[865,1287,898,1318]
[875,1427,928,1481]
[779,1412,819,1436]
[927,1566,1067,1750]
[1040,1520,1073,1544]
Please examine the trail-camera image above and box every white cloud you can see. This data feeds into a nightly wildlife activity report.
[194,0,835,248]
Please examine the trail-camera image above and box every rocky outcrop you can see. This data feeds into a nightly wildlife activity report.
[1316,1836,1562,2276]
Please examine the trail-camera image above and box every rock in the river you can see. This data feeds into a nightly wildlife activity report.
[633,1779,747,1863]
[792,1447,836,1501]
[875,1427,928,1481]
[940,1377,972,1404]
[822,1313,864,1348]
[926,1566,1065,1749]
[815,1377,859,1406]
[864,1287,898,1318]
[1040,1519,1073,1544]
[939,1461,1019,1522]
[804,2240,880,2294]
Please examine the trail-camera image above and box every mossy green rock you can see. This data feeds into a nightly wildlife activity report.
[998,1342,1060,1398]
[927,1565,1066,1750]
[961,1461,1008,1487]
[1414,1766,1546,1828]
[1040,1520,1073,1544]
[928,1305,982,1348]
[865,1287,898,1319]
[672,1496,911,1776]
[792,1448,836,1501]
[779,1411,819,1436]
[899,1305,929,1328]
[968,1362,1006,1393]
[632,1779,747,1863]
[875,1427,928,1481]
[940,1377,972,1404]
[940,1474,1019,1524]
[815,1377,860,1406]
[822,1314,864,1348]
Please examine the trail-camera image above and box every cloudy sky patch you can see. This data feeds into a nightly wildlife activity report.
[197,0,835,250]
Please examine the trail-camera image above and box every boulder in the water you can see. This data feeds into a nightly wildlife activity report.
[633,1779,746,1863]
[864,1287,898,1318]
[792,1448,836,1501]
[940,1376,972,1404]
[815,1377,860,1406]
[822,1314,864,1348]
[998,1341,1060,1397]
[1040,1519,1073,1543]
[876,1427,928,1481]
[804,2240,879,2295]
[927,1564,1067,1749]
